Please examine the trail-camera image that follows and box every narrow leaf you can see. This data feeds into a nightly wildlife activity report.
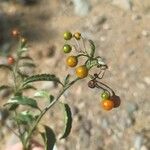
[23,74,61,87]
[49,95,54,103]
[89,40,95,57]
[0,85,11,91]
[17,70,29,78]
[14,111,35,125]
[0,64,12,71]
[40,125,56,150]
[6,96,38,109]
[22,85,37,91]
[64,74,70,86]
[20,62,36,68]
[20,56,33,61]
[60,103,72,139]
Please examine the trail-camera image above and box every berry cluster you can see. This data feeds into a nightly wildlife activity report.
[63,31,89,79]
[62,31,120,111]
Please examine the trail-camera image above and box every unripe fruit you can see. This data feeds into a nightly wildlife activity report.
[63,31,72,40]
[101,91,110,100]
[63,44,72,53]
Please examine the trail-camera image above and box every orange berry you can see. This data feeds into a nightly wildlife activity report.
[7,56,15,65]
[73,32,81,40]
[66,56,78,67]
[101,99,114,111]
[76,65,88,79]
[11,29,20,38]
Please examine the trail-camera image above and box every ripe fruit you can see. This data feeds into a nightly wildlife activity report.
[101,91,110,100]
[101,99,114,111]
[66,56,78,67]
[11,29,20,38]
[7,56,15,65]
[74,32,81,40]
[76,65,88,79]
[63,31,72,40]
[63,44,72,53]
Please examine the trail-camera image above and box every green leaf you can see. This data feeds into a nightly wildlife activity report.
[89,40,95,57]
[20,56,33,61]
[40,125,56,150]
[20,62,36,68]
[0,64,12,71]
[23,74,61,87]
[14,111,36,125]
[64,74,70,86]
[17,70,29,78]
[0,85,11,91]
[85,59,98,69]
[22,85,37,91]
[6,96,38,109]
[60,103,72,139]
[49,95,54,103]
[34,90,49,99]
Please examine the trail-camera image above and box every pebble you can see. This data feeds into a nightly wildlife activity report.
[126,102,138,114]
[142,30,149,37]
[131,14,142,21]
[140,146,148,150]
[143,77,150,85]
[112,0,132,10]
[72,0,91,16]
[103,24,111,30]
[134,134,144,150]
[85,15,107,32]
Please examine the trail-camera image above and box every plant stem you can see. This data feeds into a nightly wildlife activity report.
[24,78,80,148]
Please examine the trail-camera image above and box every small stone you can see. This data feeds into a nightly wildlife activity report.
[140,145,148,150]
[134,134,144,150]
[143,77,150,85]
[142,30,149,37]
[72,0,91,16]
[112,0,132,10]
[100,36,106,42]
[131,14,142,21]
[103,24,110,30]
[126,102,138,114]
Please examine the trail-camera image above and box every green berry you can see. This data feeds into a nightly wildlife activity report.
[63,44,72,53]
[63,31,72,40]
[101,91,110,100]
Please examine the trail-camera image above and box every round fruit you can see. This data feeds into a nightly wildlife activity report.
[63,31,72,40]
[63,44,72,53]
[101,91,110,100]
[7,56,15,65]
[74,32,81,40]
[76,65,88,79]
[88,80,96,88]
[66,56,78,67]
[101,99,114,111]
[11,29,20,38]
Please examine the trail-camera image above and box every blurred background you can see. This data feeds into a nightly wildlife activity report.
[0,0,150,150]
